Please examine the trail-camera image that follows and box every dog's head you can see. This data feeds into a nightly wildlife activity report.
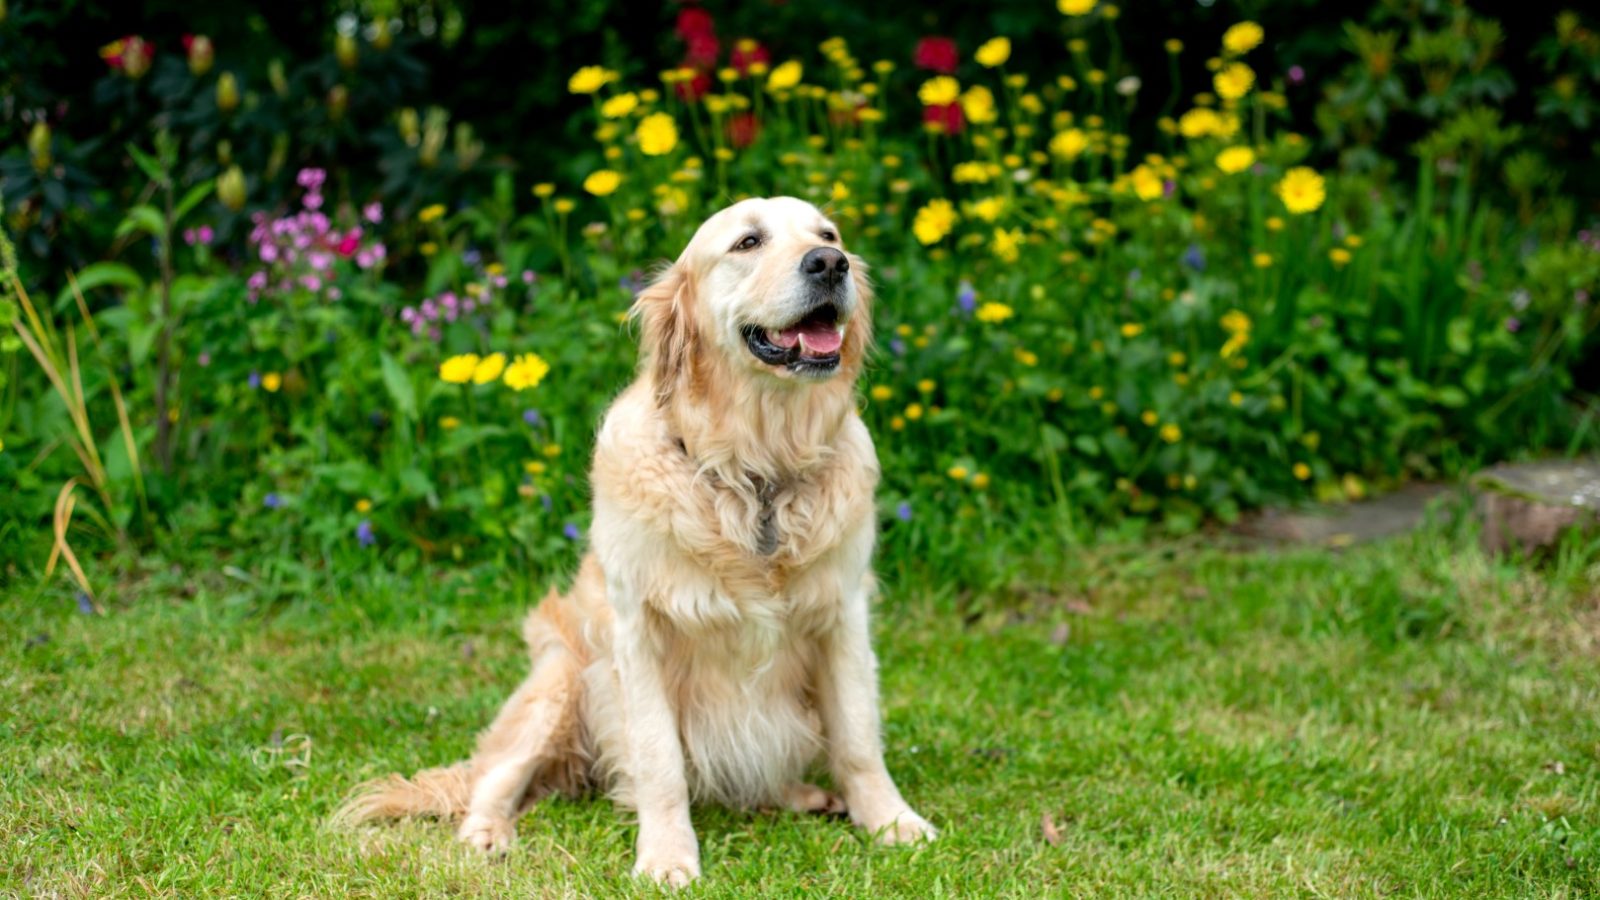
[633,197,872,401]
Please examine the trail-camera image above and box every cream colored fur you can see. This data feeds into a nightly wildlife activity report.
[337,197,935,886]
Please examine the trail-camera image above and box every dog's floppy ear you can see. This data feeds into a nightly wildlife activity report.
[630,262,697,407]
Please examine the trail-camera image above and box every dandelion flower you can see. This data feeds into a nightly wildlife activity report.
[1213,62,1255,101]
[918,76,961,106]
[440,353,480,384]
[912,199,957,245]
[1216,146,1255,174]
[568,66,616,94]
[1049,128,1089,159]
[418,204,447,223]
[1129,164,1164,201]
[1253,252,1274,268]
[1120,322,1145,338]
[472,352,507,384]
[583,169,623,196]
[635,113,679,156]
[767,60,803,90]
[504,352,551,391]
[262,372,282,392]
[975,37,1011,68]
[991,227,1024,263]
[1141,410,1159,426]
[1329,247,1352,267]
[1275,166,1326,214]
[961,85,997,124]
[1293,462,1311,481]
[905,403,925,421]
[1160,423,1182,443]
[870,385,893,401]
[975,301,1014,323]
[1058,0,1097,15]
[439,416,462,430]
[1222,22,1264,55]
[600,93,638,118]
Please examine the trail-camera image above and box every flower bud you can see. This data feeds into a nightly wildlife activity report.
[216,72,240,113]
[28,122,51,174]
[187,35,214,75]
[123,36,152,78]
[268,59,288,98]
[327,85,349,121]
[217,165,247,211]
[335,33,359,70]
[398,108,420,146]
[372,16,393,51]
[216,139,233,166]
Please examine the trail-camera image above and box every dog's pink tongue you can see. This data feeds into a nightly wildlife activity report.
[777,323,843,356]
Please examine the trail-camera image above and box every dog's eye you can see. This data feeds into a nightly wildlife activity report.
[819,230,837,242]
[733,233,762,252]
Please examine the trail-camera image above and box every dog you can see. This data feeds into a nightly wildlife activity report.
[338,196,936,885]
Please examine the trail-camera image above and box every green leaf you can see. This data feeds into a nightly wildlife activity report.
[1435,386,1468,408]
[56,262,144,311]
[126,143,168,186]
[173,180,216,224]
[380,352,418,422]
[114,205,167,241]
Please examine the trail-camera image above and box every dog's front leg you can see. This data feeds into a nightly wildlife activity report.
[817,585,937,845]
[613,610,700,886]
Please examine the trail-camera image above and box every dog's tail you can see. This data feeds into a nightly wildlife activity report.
[333,764,474,826]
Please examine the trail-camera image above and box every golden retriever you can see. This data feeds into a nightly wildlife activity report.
[338,196,935,885]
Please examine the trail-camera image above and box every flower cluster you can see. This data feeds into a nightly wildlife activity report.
[245,169,386,302]
[439,352,550,391]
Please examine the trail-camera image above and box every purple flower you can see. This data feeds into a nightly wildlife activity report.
[541,493,553,511]
[956,281,976,314]
[296,168,327,191]
[521,270,536,285]
[355,519,375,547]
[523,409,542,426]
[75,592,94,615]
[1287,65,1305,85]
[895,501,913,522]
[890,337,907,356]
[363,202,383,224]
[1182,243,1205,272]
[248,371,262,389]
[563,523,582,541]
[197,351,211,368]
[264,492,283,509]
[1506,317,1521,333]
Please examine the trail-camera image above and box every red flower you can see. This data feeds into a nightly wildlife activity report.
[914,36,959,74]
[731,39,770,75]
[684,31,720,68]
[922,102,965,135]
[335,231,362,258]
[676,7,715,40]
[727,112,761,148]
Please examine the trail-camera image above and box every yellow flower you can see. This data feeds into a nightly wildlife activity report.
[261,372,282,393]
[600,93,638,118]
[975,302,1014,323]
[1293,462,1311,481]
[961,85,997,124]
[1058,0,1097,15]
[1165,39,1184,54]
[543,443,562,458]
[870,385,893,401]
[975,37,1011,68]
[917,379,936,394]
[1253,252,1274,268]
[1129,165,1165,201]
[1222,22,1264,55]
[1213,62,1255,101]
[890,416,906,431]
[439,353,480,384]
[952,161,993,183]
[918,76,961,106]
[1049,128,1090,159]
[1345,234,1364,248]
[1141,410,1159,426]
[905,403,925,421]
[1266,216,1284,232]
[1329,247,1352,267]
[503,352,550,391]
[583,169,623,196]
[991,227,1024,263]
[418,203,447,223]
[355,498,373,513]
[524,460,547,475]
[1229,391,1244,406]
[912,199,957,245]
[439,416,461,430]
[1216,146,1255,174]
[472,352,506,384]
[1121,322,1145,338]
[948,465,969,480]
[635,113,679,156]
[1177,108,1221,138]
[972,472,991,489]
[419,242,438,257]
[1160,423,1182,443]
[553,198,576,214]
[568,66,615,94]
[767,60,803,91]
[532,183,555,198]
[1275,166,1326,215]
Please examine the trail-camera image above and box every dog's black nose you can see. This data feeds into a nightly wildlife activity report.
[801,247,849,286]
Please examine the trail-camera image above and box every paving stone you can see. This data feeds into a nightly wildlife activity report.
[1234,484,1451,548]
[1472,458,1600,554]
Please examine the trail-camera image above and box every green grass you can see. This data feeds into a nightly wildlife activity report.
[4,525,1599,897]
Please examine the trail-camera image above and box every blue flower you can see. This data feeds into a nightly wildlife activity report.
[563,523,582,541]
[523,409,542,426]
[263,492,283,509]
[356,519,375,547]
[248,371,262,389]
[1182,243,1205,272]
[956,281,976,314]
[75,592,94,615]
[541,493,553,511]
[890,337,907,356]
[895,501,913,522]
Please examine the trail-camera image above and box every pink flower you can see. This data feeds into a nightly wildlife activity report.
[335,231,361,257]
[363,202,383,224]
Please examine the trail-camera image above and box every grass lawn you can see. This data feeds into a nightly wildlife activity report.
[4,523,1598,897]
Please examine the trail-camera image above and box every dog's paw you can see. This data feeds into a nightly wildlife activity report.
[632,854,700,887]
[785,782,848,817]
[457,813,515,855]
[870,810,938,846]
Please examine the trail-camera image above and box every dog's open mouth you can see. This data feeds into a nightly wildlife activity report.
[742,302,844,373]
